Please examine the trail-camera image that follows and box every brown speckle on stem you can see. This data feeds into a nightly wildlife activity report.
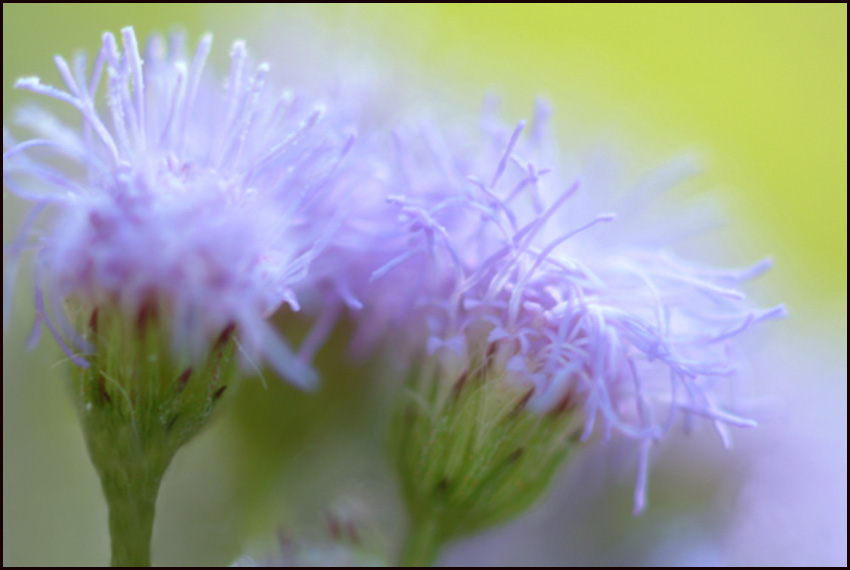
[166,414,179,433]
[89,308,99,335]
[97,373,112,404]
[551,386,576,416]
[176,367,192,392]
[135,298,158,333]
[212,385,227,401]
[215,323,236,353]
[508,387,535,418]
[436,477,449,493]
[452,370,469,397]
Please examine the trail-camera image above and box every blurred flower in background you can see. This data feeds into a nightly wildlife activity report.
[3,4,846,567]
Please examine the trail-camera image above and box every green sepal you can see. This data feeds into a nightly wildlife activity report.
[71,303,239,566]
[391,351,580,566]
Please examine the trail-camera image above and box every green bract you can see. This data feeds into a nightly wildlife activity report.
[72,302,238,566]
[390,339,580,566]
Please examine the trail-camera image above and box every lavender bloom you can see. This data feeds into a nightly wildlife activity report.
[375,99,785,513]
[3,28,357,388]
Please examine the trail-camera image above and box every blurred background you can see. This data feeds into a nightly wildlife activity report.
[3,4,846,566]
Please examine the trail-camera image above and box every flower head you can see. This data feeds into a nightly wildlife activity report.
[3,28,359,388]
[379,99,786,514]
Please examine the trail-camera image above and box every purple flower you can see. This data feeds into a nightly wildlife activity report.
[373,98,786,513]
[3,28,358,389]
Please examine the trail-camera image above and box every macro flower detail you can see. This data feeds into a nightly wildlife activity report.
[4,27,358,388]
[3,27,362,567]
[378,99,785,561]
[2,17,793,570]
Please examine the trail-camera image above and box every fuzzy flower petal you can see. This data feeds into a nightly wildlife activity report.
[3,28,359,389]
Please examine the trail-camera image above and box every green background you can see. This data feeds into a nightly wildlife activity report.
[3,4,846,566]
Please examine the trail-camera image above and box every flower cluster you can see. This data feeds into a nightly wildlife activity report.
[3,28,362,388]
[371,99,786,513]
[3,28,783,519]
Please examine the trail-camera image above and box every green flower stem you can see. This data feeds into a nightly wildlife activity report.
[100,454,164,567]
[78,390,174,566]
[400,514,443,567]
[77,376,176,567]
[71,303,238,567]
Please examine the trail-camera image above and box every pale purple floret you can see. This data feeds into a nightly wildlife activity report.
[370,98,786,513]
[3,28,358,389]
